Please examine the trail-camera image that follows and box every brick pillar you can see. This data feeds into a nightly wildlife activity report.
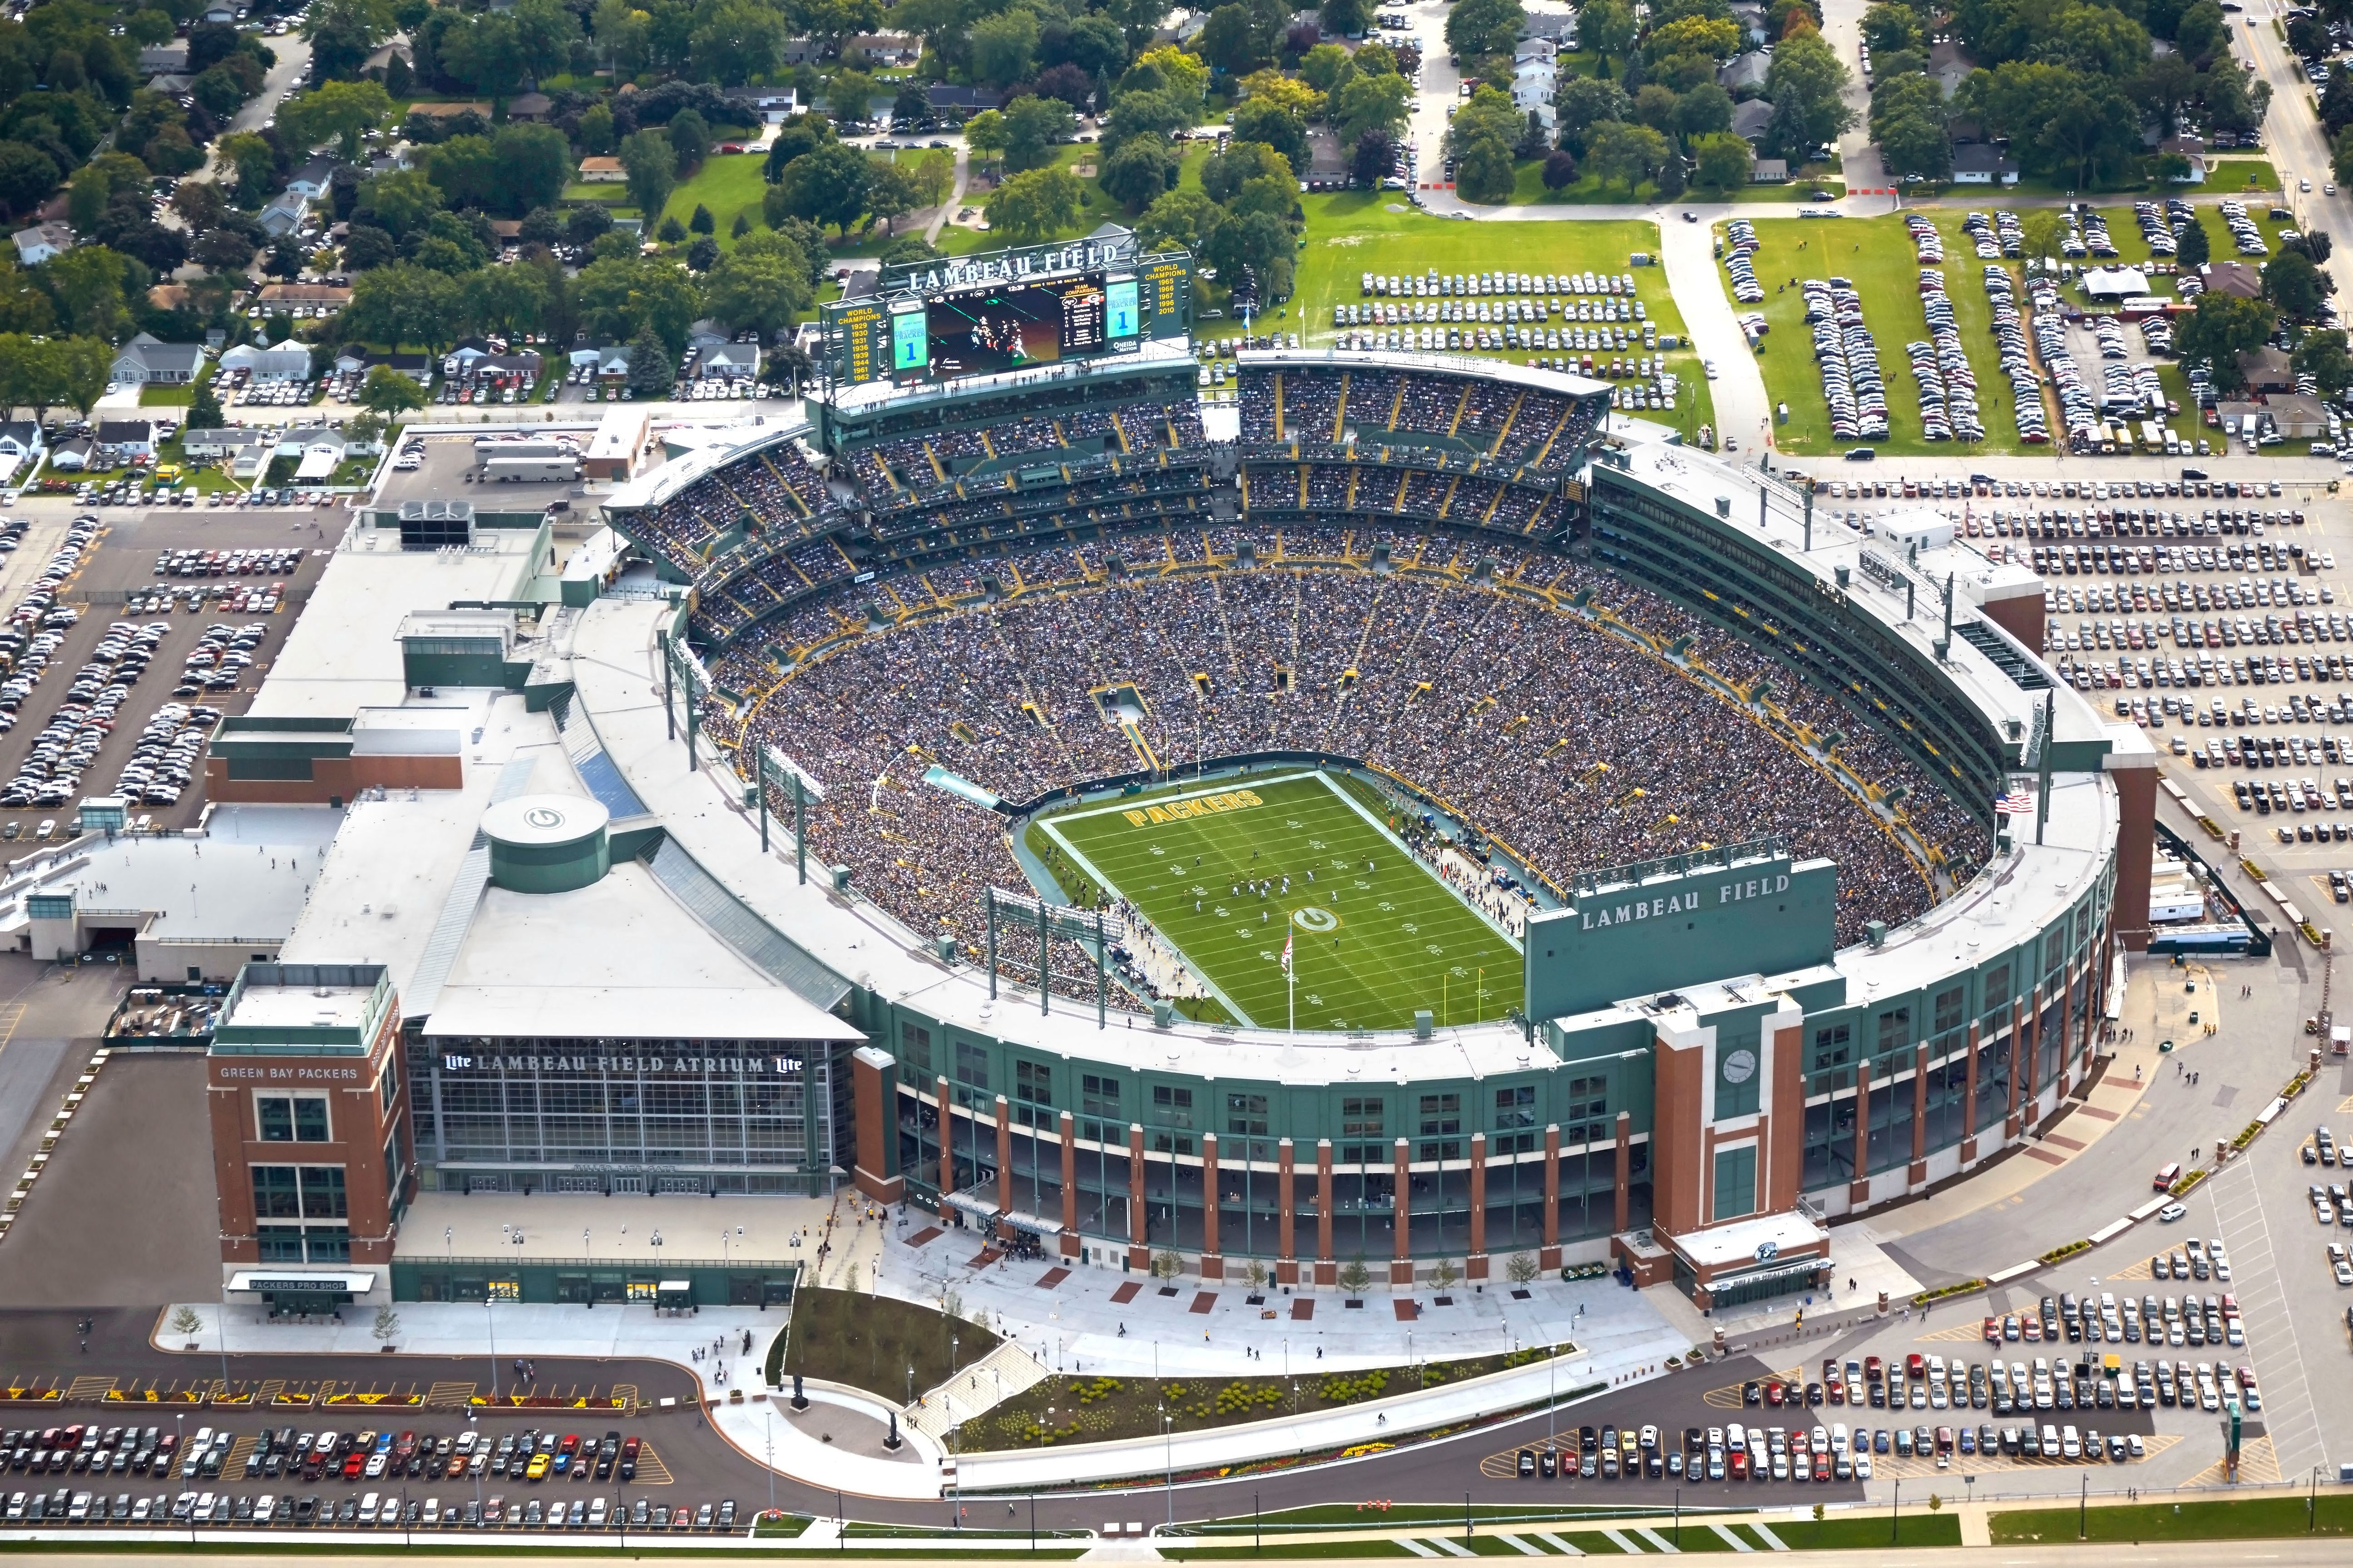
[1540,1123,1562,1271]
[1199,1131,1223,1280]
[1127,1123,1148,1272]
[1058,1111,1079,1259]
[1390,1137,1413,1286]
[935,1075,954,1224]
[1960,1021,1982,1164]
[2054,976,2074,1101]
[1276,1138,1298,1286]
[2111,762,2157,951]
[1611,1112,1631,1235]
[1467,1132,1488,1280]
[994,1095,1013,1241]
[1848,1060,1871,1206]
[1315,1139,1336,1287]
[2014,992,2033,1142]
[1908,1041,1929,1188]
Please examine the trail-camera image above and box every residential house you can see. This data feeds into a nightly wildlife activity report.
[442,342,544,380]
[2238,347,2295,394]
[1523,2,1577,39]
[285,157,339,200]
[2217,397,2327,441]
[1730,99,1775,144]
[847,30,919,61]
[0,423,43,464]
[404,101,490,124]
[95,419,158,457]
[198,3,235,23]
[1730,1,1769,44]
[110,334,205,386]
[45,438,93,473]
[687,340,759,380]
[577,157,626,183]
[12,224,74,266]
[258,282,352,316]
[257,191,309,237]
[926,85,1003,118]
[569,342,635,379]
[1513,39,1557,117]
[331,348,431,379]
[138,43,189,73]
[2159,136,2210,183]
[219,341,315,382]
[280,428,356,481]
[146,73,193,96]
[505,92,553,121]
[721,88,799,124]
[1719,52,1771,97]
[1751,158,1789,183]
[183,426,277,478]
[1952,143,2019,184]
[2200,261,2264,299]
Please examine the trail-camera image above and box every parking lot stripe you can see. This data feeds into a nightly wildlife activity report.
[1497,1532,1544,1554]
[1632,1527,1679,1553]
[1748,1524,1790,1551]
[1709,1522,1754,1551]
[1599,1528,1644,1553]
[1534,1532,1584,1555]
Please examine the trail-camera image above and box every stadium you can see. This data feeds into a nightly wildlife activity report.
[562,232,2153,1311]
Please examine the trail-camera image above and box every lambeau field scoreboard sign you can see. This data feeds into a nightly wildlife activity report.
[1523,842,1839,1020]
[822,233,1191,390]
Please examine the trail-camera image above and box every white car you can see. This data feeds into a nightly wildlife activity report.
[1703,359,1720,379]
[2158,1203,2188,1223]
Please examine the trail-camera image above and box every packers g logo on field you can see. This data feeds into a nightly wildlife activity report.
[1291,906,1339,933]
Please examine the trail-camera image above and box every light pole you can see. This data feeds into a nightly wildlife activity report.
[765,1411,775,1523]
[1160,1405,1173,1530]
[485,1295,499,1402]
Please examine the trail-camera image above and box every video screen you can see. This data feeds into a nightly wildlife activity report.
[890,306,927,374]
[920,275,1110,378]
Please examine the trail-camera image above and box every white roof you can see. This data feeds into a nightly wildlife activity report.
[227,978,376,1031]
[1673,1210,1830,1270]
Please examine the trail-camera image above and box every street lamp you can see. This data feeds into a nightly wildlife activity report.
[484,1295,499,1402]
[1160,1404,1174,1530]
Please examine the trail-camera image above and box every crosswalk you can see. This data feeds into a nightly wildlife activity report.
[1389,1521,1793,1556]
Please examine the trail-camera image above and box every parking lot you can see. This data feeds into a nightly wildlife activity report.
[0,505,331,836]
[0,1417,745,1534]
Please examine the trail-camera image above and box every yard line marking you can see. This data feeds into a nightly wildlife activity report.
[1535,1532,1585,1555]
[1498,1533,1545,1555]
[1600,1529,1645,1553]
[1632,1527,1680,1553]
[1709,1523,1754,1552]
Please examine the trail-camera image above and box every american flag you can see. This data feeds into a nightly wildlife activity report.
[1281,933,1293,975]
[1995,788,2034,815]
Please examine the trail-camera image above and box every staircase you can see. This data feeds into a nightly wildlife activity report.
[904,1339,1052,1444]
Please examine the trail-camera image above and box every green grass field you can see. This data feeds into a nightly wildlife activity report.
[1208,202,1715,442]
[1040,771,1521,1032]
[1720,204,2301,457]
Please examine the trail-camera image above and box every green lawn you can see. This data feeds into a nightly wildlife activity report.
[1717,204,2302,458]
[1501,162,1843,207]
[775,1287,1001,1402]
[653,153,776,250]
[1992,1493,2353,1543]
[140,359,218,407]
[1218,198,1714,442]
[1038,770,1521,1031]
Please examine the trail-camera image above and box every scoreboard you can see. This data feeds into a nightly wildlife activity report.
[822,232,1191,390]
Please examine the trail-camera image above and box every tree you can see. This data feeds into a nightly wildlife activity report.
[1541,147,1580,188]
[2294,329,2353,398]
[828,69,876,126]
[1353,128,1398,187]
[44,246,140,340]
[667,109,711,173]
[1581,0,1638,63]
[1860,1,1923,52]
[371,1303,401,1345]
[1320,0,1373,36]
[1870,70,1950,179]
[689,204,717,236]
[1151,1247,1183,1281]
[187,373,225,432]
[279,79,391,161]
[2265,248,2328,320]
[970,7,1041,87]
[303,0,396,84]
[1338,1255,1372,1297]
[1102,133,1176,210]
[1431,1257,1461,1292]
[1136,187,1223,252]
[778,141,873,236]
[0,143,59,222]
[1764,33,1853,158]
[912,148,954,210]
[358,364,426,415]
[1555,77,1632,153]
[1003,94,1077,173]
[962,109,1009,171]
[56,336,111,419]
[566,203,615,250]
[864,158,921,235]
[984,165,1082,244]
[1645,15,1742,62]
[1678,83,1736,138]
[1333,70,1412,143]
[1691,131,1754,190]
[1302,41,1354,93]
[168,1306,204,1339]
[1587,119,1670,192]
[1445,0,1525,59]
[1232,99,1308,172]
[2176,215,2210,269]
[619,129,678,227]
[624,321,675,395]
[573,255,699,351]
[2176,291,2277,391]
[701,232,814,337]
[1244,1257,1269,1292]
[1506,1251,1540,1286]
[657,214,688,243]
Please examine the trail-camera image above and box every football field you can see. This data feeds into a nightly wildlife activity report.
[1039,772,1523,1031]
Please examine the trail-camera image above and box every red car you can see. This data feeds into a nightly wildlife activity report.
[393,1431,419,1460]
[1729,1450,1749,1479]
[1905,1353,1926,1380]
[1764,1380,1785,1406]
[341,1451,366,1480]
[1812,1451,1830,1481]
[1864,1356,1883,1381]
[1984,1317,2002,1342]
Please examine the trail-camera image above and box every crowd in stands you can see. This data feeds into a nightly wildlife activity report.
[1237,367,1600,469]
[716,524,1988,962]
[623,435,829,571]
